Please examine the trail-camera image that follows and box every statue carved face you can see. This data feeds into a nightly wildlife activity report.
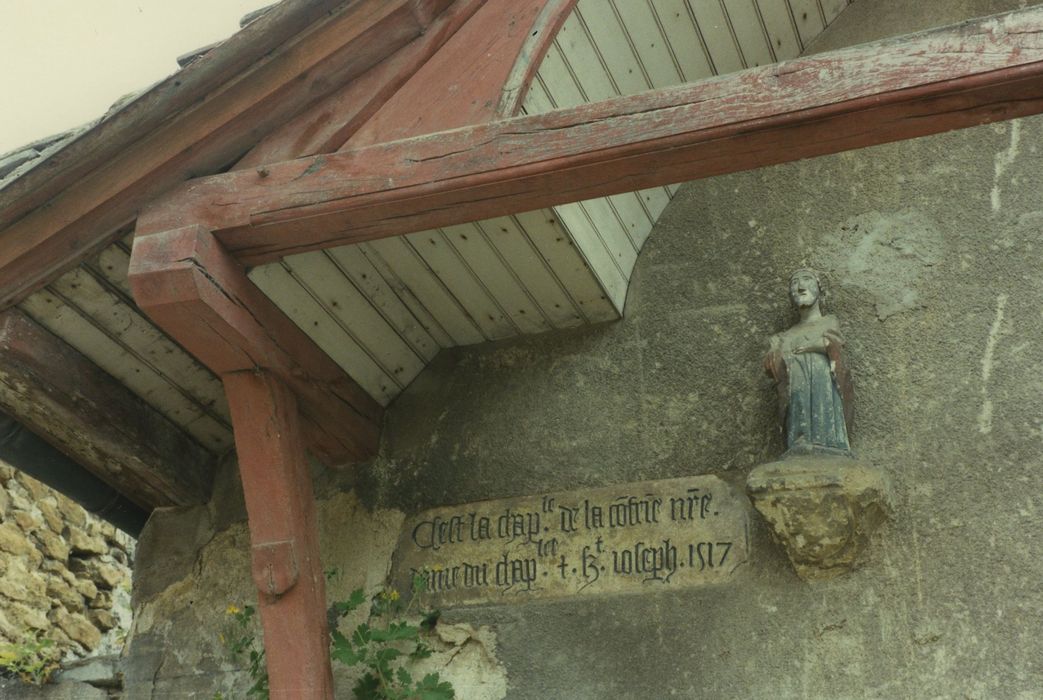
[789,271,821,309]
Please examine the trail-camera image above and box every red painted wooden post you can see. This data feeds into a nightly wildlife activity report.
[223,369,333,700]
[129,225,380,697]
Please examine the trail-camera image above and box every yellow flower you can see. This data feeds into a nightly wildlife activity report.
[225,605,241,616]
[389,589,400,602]
[431,565,443,572]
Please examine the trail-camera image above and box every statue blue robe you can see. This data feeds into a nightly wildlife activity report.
[767,314,853,456]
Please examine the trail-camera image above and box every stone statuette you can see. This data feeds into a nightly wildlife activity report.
[747,269,892,581]
[763,268,853,457]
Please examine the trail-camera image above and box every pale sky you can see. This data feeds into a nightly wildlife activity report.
[0,0,273,155]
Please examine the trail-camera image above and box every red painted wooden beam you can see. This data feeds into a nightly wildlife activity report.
[224,369,333,699]
[236,0,489,167]
[235,0,573,164]
[0,0,457,310]
[127,225,382,465]
[137,7,1043,264]
[495,0,576,117]
[342,0,576,148]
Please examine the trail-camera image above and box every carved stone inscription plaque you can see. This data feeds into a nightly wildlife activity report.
[392,475,749,607]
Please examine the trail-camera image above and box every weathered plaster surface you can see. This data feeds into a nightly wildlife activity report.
[125,462,508,697]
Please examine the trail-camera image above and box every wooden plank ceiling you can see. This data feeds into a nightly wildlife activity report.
[16,0,852,440]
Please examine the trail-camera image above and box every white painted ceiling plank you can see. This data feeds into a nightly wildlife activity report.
[91,244,135,298]
[607,193,654,252]
[82,246,240,435]
[722,0,775,66]
[325,244,444,360]
[688,0,746,73]
[756,0,802,58]
[83,246,241,435]
[614,0,684,88]
[819,0,849,24]
[48,266,231,422]
[785,0,826,47]
[536,42,588,108]
[279,252,428,383]
[553,13,619,102]
[20,290,232,451]
[440,222,551,335]
[649,0,716,82]
[364,238,486,346]
[512,210,619,324]
[552,203,628,313]
[355,242,457,349]
[521,72,556,114]
[566,5,676,230]
[404,231,519,340]
[250,263,399,404]
[576,0,650,95]
[476,216,585,329]
[637,186,672,223]
[181,414,235,452]
[577,197,639,272]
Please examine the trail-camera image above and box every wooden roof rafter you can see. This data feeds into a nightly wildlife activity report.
[0,308,214,509]
[233,0,579,167]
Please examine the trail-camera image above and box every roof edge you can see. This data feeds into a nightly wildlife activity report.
[0,0,344,229]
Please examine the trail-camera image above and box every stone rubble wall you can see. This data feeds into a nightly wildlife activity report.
[0,461,133,665]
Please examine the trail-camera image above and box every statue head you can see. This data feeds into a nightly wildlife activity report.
[789,268,823,310]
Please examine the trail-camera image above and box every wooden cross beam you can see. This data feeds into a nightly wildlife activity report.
[137,6,1043,264]
[0,309,213,509]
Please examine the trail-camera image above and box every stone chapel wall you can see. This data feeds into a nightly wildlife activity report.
[123,1,1043,697]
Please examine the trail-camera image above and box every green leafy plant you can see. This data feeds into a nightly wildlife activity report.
[330,573,453,700]
[219,604,269,699]
[218,572,454,700]
[0,633,60,686]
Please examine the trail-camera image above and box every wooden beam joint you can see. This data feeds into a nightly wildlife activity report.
[128,224,382,465]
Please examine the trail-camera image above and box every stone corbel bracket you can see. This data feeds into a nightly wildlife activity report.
[746,456,894,580]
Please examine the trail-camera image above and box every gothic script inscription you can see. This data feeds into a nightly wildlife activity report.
[392,475,748,607]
